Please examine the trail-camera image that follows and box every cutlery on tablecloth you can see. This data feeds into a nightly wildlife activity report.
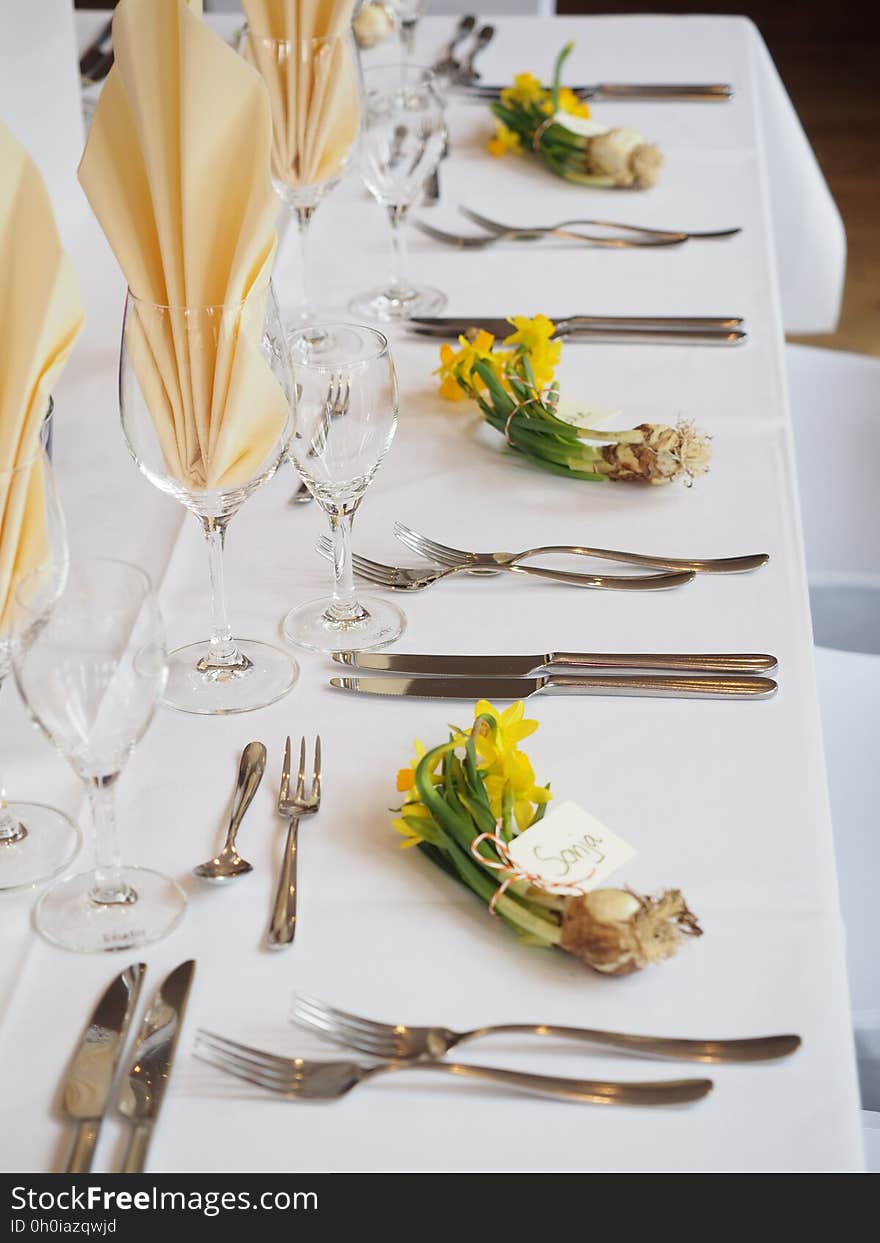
[422,125,450,206]
[415,220,688,250]
[193,741,267,882]
[61,963,146,1174]
[267,737,322,950]
[315,538,695,592]
[331,651,778,676]
[454,82,734,103]
[292,994,801,1064]
[194,1030,713,1106]
[409,315,745,345]
[458,206,742,243]
[117,960,196,1174]
[454,24,496,85]
[329,673,778,701]
[393,522,769,576]
[79,19,113,80]
[431,14,477,76]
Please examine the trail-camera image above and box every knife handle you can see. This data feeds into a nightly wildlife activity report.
[120,1122,152,1174]
[550,652,778,675]
[544,674,777,699]
[267,818,299,949]
[593,83,733,102]
[66,1120,100,1174]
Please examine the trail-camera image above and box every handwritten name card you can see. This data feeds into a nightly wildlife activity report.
[506,800,636,896]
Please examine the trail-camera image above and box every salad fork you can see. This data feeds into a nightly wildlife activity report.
[393,522,770,576]
[415,220,686,250]
[314,537,694,592]
[267,736,322,949]
[292,995,801,1065]
[459,206,741,243]
[195,1030,713,1106]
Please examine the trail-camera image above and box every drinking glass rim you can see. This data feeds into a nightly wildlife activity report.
[125,286,276,314]
[362,62,438,82]
[287,323,389,370]
[0,400,54,479]
[14,556,154,616]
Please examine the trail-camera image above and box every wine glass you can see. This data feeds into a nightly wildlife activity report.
[0,405,80,891]
[119,284,297,715]
[392,0,428,57]
[282,323,404,652]
[239,24,363,331]
[350,63,447,322]
[13,558,183,953]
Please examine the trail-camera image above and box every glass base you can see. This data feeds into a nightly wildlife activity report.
[285,322,344,359]
[348,283,447,323]
[282,594,406,654]
[0,803,81,892]
[163,639,299,715]
[35,866,186,953]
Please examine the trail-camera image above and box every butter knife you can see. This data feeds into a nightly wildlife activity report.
[332,651,778,676]
[117,960,196,1173]
[330,674,778,701]
[62,963,146,1174]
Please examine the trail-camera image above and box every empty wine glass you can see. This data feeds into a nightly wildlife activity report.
[0,405,80,891]
[350,64,447,321]
[119,284,297,715]
[239,24,363,330]
[13,559,183,953]
[392,0,428,57]
[282,323,404,652]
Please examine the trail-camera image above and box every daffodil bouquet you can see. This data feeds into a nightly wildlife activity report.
[435,315,711,486]
[489,44,662,189]
[394,702,702,976]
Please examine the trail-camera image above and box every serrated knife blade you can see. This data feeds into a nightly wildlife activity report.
[117,959,196,1173]
[62,963,146,1173]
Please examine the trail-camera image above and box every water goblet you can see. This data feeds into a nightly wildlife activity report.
[392,0,428,57]
[119,284,297,715]
[14,558,183,952]
[350,63,447,321]
[0,406,80,891]
[282,323,404,652]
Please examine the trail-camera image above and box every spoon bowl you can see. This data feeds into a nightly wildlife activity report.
[193,740,267,882]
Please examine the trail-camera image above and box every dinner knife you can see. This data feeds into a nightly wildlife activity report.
[455,83,734,103]
[62,963,146,1174]
[409,315,744,338]
[117,960,196,1174]
[332,651,779,676]
[329,674,778,701]
[411,326,746,347]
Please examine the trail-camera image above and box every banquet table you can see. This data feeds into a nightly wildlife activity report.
[0,12,864,1174]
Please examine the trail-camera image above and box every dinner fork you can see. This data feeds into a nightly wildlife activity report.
[289,376,351,506]
[292,995,801,1065]
[415,220,687,250]
[194,1031,713,1105]
[459,207,742,243]
[314,537,695,592]
[267,736,322,949]
[393,523,770,576]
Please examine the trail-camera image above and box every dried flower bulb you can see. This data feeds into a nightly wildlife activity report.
[585,128,663,189]
[600,421,711,486]
[560,887,702,976]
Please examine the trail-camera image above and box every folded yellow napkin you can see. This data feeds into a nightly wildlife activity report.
[78,0,289,493]
[243,0,360,190]
[0,123,84,636]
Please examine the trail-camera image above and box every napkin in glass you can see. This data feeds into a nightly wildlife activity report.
[78,0,288,493]
[0,123,84,634]
[243,0,360,189]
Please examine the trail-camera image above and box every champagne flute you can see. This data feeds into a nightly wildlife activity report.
[0,405,80,891]
[119,284,297,715]
[239,23,363,332]
[282,323,404,652]
[350,63,447,321]
[14,558,183,953]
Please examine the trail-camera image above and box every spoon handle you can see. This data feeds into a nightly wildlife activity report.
[226,742,267,848]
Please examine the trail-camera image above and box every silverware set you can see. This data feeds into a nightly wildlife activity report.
[432,16,496,85]
[454,81,734,104]
[409,314,747,346]
[61,961,195,1173]
[194,993,800,1108]
[417,206,742,250]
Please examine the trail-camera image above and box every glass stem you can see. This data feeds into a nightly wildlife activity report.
[88,774,133,906]
[198,516,252,674]
[387,205,410,297]
[326,507,367,623]
[0,680,26,844]
[399,19,417,56]
[294,204,316,324]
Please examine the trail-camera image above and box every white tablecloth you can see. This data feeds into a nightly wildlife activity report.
[0,14,863,1173]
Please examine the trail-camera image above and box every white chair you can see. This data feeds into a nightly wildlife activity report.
[787,342,880,1171]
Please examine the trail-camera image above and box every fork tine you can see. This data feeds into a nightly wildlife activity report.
[351,556,398,585]
[195,1046,298,1095]
[394,522,473,566]
[312,737,321,801]
[278,736,291,808]
[295,738,306,801]
[294,995,394,1041]
[197,1030,296,1074]
[294,1009,397,1058]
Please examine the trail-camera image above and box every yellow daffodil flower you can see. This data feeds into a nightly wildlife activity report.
[472,700,539,765]
[487,122,523,159]
[503,315,563,388]
[483,748,552,832]
[500,72,546,108]
[557,86,590,119]
[392,802,434,849]
[434,330,502,402]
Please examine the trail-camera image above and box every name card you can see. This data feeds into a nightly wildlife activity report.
[506,801,636,896]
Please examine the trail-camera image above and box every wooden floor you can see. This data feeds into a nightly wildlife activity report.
[558,2,880,356]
